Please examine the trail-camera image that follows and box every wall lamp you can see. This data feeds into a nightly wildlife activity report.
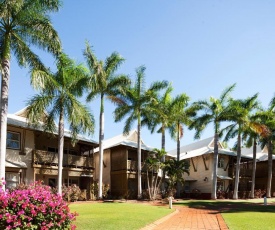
[203,177,208,182]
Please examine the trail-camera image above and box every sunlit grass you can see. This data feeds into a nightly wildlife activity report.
[173,198,275,230]
[69,201,173,230]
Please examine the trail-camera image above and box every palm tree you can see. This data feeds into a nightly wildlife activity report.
[223,94,260,199]
[242,112,269,198]
[144,148,166,200]
[112,66,168,198]
[168,94,195,197]
[27,54,95,195]
[190,84,236,199]
[256,98,275,198]
[0,0,61,186]
[163,158,189,197]
[83,42,130,199]
[169,94,194,161]
[144,84,173,151]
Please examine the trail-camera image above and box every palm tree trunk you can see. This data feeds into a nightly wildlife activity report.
[137,113,142,199]
[161,125,165,152]
[250,138,257,198]
[176,121,180,162]
[267,140,273,198]
[233,131,241,199]
[146,169,151,199]
[57,110,65,195]
[176,120,181,197]
[0,58,10,190]
[98,94,104,199]
[211,132,218,200]
[161,125,165,193]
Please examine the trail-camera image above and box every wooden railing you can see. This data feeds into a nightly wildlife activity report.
[33,150,94,169]
[127,160,137,171]
[126,160,154,172]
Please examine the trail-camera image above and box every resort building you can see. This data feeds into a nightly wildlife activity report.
[5,108,98,195]
[167,137,246,199]
[93,130,153,199]
[241,145,275,197]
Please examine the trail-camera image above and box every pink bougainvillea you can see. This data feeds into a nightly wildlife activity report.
[0,181,77,229]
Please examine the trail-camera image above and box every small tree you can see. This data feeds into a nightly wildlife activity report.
[144,148,166,200]
[163,158,189,197]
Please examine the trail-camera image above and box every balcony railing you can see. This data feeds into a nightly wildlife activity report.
[33,150,94,169]
[126,160,155,173]
[127,160,137,171]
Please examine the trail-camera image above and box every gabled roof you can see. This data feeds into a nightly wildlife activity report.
[94,130,153,152]
[8,110,98,145]
[167,137,237,160]
[241,146,275,162]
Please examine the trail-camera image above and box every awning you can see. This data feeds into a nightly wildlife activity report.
[217,175,232,180]
[6,160,27,168]
[184,176,197,182]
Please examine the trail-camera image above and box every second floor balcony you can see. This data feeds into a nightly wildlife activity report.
[33,150,94,169]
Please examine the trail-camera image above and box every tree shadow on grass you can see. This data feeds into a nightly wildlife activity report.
[172,200,275,214]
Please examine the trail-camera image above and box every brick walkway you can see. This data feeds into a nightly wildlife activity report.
[141,206,229,230]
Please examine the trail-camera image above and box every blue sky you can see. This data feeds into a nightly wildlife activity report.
[8,1,275,150]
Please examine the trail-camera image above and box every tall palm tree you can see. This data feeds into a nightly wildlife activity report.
[242,112,269,198]
[256,98,275,198]
[141,84,173,193]
[0,0,61,186]
[223,94,260,199]
[144,84,173,151]
[83,42,130,199]
[112,66,168,198]
[190,84,236,199]
[169,94,194,161]
[27,54,95,195]
[168,94,195,197]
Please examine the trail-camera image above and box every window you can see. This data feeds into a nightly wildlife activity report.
[64,178,79,186]
[7,131,20,150]
[218,157,224,168]
[63,148,77,155]
[48,147,58,153]
[184,181,190,192]
[6,172,19,189]
[217,181,224,191]
[49,178,56,187]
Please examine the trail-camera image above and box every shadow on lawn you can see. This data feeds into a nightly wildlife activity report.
[172,200,275,214]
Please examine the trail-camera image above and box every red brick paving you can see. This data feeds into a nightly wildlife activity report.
[141,206,229,230]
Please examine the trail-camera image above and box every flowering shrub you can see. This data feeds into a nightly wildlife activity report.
[90,181,110,200]
[0,181,77,230]
[62,184,81,202]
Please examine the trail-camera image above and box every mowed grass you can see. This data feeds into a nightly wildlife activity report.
[69,202,173,230]
[173,198,275,230]
[222,202,275,230]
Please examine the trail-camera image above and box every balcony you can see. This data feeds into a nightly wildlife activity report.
[126,160,155,173]
[127,160,137,171]
[33,150,94,169]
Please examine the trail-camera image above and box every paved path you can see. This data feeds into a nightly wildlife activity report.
[141,206,229,230]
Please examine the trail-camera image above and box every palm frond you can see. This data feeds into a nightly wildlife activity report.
[220,83,236,103]
[104,52,125,76]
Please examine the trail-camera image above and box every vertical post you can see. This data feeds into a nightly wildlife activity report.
[169,196,173,209]
[264,197,267,206]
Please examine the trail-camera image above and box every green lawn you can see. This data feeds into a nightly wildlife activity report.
[173,198,275,230]
[69,201,173,230]
[222,201,275,230]
[69,199,275,230]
